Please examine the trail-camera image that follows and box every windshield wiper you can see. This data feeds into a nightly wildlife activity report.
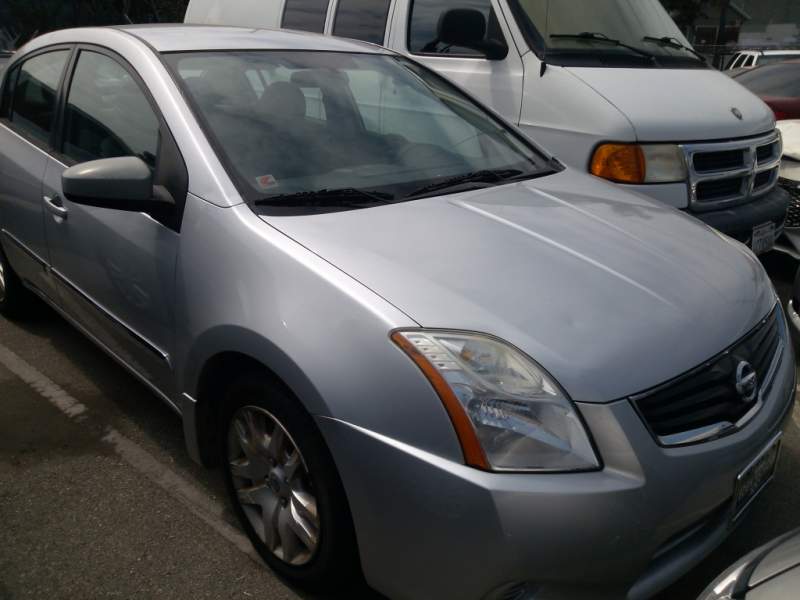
[404,169,528,200]
[254,187,395,208]
[550,32,659,64]
[642,36,706,63]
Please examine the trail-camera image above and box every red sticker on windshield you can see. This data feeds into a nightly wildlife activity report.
[255,174,278,190]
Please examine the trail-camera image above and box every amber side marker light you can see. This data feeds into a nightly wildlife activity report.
[591,143,646,184]
[391,332,490,470]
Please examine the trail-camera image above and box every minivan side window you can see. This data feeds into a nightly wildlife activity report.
[333,0,391,45]
[282,0,330,34]
[62,51,159,167]
[408,0,506,56]
[6,50,70,145]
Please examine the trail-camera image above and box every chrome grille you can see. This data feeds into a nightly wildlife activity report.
[683,131,782,211]
[633,307,784,446]
[780,177,800,228]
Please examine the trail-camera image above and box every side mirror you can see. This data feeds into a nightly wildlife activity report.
[437,8,508,61]
[62,156,172,212]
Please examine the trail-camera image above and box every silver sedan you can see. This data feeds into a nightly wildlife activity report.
[0,25,794,600]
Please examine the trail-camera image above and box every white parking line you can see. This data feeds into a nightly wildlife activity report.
[0,342,260,564]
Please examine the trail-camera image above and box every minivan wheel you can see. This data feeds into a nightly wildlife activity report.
[0,246,33,318]
[220,374,360,590]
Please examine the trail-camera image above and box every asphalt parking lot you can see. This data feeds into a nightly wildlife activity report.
[1,251,799,600]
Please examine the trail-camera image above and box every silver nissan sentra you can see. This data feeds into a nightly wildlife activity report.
[0,25,795,600]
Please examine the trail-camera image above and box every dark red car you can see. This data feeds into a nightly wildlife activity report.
[733,60,800,121]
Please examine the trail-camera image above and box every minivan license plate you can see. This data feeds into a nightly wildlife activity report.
[733,435,781,520]
[751,222,776,255]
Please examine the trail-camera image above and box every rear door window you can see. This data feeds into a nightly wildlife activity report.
[282,0,330,34]
[7,50,70,145]
[743,55,755,67]
[62,50,160,167]
[408,0,506,57]
[333,0,391,45]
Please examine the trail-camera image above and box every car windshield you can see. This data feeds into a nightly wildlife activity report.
[735,62,800,97]
[165,51,554,213]
[508,0,705,68]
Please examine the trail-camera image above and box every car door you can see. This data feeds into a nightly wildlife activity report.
[387,0,525,125]
[0,47,71,303]
[41,46,183,400]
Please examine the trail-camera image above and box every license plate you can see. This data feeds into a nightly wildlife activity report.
[751,221,776,255]
[733,435,781,520]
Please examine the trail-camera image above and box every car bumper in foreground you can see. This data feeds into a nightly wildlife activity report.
[317,333,795,600]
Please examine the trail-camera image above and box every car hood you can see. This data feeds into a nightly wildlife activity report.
[566,66,775,141]
[263,170,775,403]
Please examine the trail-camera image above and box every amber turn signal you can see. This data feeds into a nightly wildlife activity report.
[590,144,646,184]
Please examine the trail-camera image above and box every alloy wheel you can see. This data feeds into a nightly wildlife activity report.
[227,405,320,565]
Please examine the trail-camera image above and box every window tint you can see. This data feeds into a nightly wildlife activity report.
[62,51,159,167]
[282,0,330,34]
[9,51,69,144]
[743,55,755,67]
[333,0,391,45]
[408,0,506,56]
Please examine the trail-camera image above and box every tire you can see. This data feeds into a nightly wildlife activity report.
[220,372,360,591]
[0,244,34,319]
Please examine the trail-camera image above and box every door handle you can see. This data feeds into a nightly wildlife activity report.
[43,195,68,220]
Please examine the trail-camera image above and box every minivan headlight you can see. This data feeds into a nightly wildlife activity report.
[392,330,600,472]
[591,143,687,184]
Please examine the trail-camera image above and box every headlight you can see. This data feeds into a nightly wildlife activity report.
[392,330,600,472]
[590,143,687,184]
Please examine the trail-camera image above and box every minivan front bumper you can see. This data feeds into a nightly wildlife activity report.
[692,185,790,244]
[317,334,795,600]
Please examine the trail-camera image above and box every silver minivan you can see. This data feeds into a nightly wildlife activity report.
[0,25,795,600]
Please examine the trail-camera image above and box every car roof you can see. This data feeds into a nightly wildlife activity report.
[117,24,388,54]
[18,25,389,56]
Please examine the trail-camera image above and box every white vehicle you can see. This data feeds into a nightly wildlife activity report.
[727,49,800,71]
[186,0,790,254]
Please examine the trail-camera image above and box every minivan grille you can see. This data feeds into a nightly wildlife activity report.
[696,177,744,201]
[693,150,744,172]
[633,308,782,446]
[685,131,782,211]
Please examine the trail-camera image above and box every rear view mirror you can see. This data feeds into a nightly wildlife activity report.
[62,156,172,212]
[438,8,508,60]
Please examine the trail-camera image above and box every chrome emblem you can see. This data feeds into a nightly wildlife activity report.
[735,361,758,403]
[731,107,744,120]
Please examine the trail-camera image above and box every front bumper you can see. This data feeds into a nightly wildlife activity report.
[692,185,789,244]
[318,331,795,600]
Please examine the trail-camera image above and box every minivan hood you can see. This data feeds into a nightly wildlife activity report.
[264,170,775,403]
[566,67,775,141]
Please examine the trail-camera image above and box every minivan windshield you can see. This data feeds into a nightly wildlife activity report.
[165,51,554,213]
[509,0,706,68]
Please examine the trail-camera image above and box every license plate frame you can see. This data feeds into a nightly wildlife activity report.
[751,221,776,255]
[733,434,781,521]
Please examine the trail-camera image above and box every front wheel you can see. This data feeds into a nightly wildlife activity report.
[220,374,360,590]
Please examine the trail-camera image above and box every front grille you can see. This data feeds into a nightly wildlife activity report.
[696,177,744,201]
[757,141,780,164]
[633,307,782,445]
[754,168,777,191]
[685,131,782,211]
[693,149,744,172]
[780,177,800,228]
